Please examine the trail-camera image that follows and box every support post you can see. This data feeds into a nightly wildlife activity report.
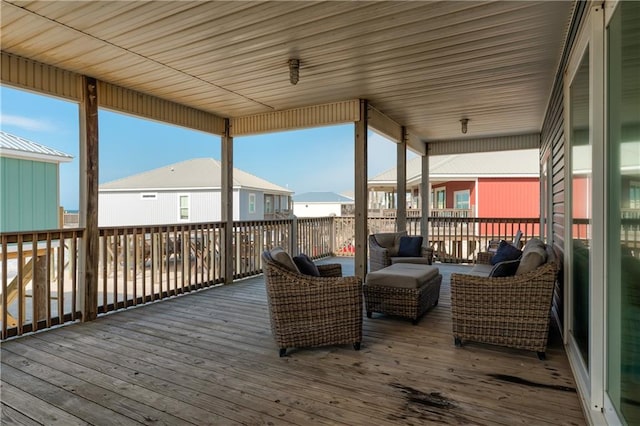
[79,76,99,322]
[420,147,430,244]
[396,127,407,233]
[354,99,368,280]
[221,119,234,285]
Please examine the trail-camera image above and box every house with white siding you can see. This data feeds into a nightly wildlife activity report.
[99,158,293,226]
[292,192,354,217]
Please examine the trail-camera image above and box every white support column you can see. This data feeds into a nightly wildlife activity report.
[420,148,430,243]
[221,119,234,285]
[396,127,407,233]
[354,99,368,280]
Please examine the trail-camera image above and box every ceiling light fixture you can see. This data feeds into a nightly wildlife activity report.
[460,118,469,134]
[289,58,300,85]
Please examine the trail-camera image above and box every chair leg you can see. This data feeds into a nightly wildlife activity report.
[354,342,361,351]
[454,337,462,347]
[279,348,287,357]
[366,311,372,318]
[537,351,546,360]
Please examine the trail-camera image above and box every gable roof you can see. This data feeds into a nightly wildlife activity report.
[100,158,292,193]
[0,131,73,163]
[369,149,539,185]
[293,192,354,204]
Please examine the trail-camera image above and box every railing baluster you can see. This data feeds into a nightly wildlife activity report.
[17,234,24,335]
[1,235,7,339]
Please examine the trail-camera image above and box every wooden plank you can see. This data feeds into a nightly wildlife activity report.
[1,345,209,426]
[0,386,87,426]
[0,403,41,426]
[1,364,134,425]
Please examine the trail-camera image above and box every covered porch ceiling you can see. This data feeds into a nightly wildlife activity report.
[0,1,574,153]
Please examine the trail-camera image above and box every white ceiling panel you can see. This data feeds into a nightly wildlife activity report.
[0,0,574,152]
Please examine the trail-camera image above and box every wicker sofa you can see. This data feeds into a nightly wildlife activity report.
[369,231,434,272]
[450,238,557,359]
[262,248,362,357]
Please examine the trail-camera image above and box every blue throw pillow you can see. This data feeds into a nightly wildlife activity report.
[293,253,320,276]
[490,240,522,265]
[398,236,423,257]
[489,259,521,277]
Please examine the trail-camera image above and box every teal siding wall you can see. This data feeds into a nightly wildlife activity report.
[1,157,59,232]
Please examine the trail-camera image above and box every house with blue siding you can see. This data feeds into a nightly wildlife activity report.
[0,131,73,232]
[99,158,293,226]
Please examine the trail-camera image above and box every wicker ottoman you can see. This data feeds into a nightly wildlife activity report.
[364,263,442,325]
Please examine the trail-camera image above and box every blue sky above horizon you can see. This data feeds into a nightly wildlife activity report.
[1,85,413,210]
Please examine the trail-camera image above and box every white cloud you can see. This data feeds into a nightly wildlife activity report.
[0,114,57,132]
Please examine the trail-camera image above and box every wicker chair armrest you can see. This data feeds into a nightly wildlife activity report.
[421,246,434,265]
[369,235,391,272]
[317,263,342,277]
[476,251,493,264]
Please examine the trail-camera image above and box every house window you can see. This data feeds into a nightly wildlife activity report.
[248,193,256,214]
[454,190,470,210]
[630,181,640,209]
[435,188,445,209]
[178,194,190,220]
[141,192,157,200]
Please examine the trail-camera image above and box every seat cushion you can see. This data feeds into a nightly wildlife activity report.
[467,263,494,277]
[398,236,423,257]
[270,247,300,273]
[366,264,439,289]
[293,253,320,276]
[374,232,406,256]
[391,256,431,266]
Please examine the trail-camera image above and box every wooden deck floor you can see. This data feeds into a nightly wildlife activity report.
[1,259,586,425]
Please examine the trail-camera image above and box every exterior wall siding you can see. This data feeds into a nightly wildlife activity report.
[1,157,59,232]
[477,178,540,218]
[237,189,264,221]
[540,0,587,333]
[98,190,223,226]
[293,203,343,218]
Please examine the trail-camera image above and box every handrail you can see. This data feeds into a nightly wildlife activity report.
[4,214,637,339]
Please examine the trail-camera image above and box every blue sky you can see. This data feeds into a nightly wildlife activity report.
[1,85,409,210]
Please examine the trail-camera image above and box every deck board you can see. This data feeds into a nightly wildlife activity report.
[1,260,586,425]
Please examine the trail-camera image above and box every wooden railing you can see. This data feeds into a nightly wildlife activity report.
[5,214,635,339]
[334,216,540,263]
[1,229,82,339]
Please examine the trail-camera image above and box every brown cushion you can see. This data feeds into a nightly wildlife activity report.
[516,251,546,275]
[270,247,300,273]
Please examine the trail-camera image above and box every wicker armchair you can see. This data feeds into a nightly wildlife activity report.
[451,245,557,359]
[369,231,434,272]
[262,249,363,357]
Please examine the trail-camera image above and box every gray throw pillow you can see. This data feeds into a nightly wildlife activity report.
[270,247,300,273]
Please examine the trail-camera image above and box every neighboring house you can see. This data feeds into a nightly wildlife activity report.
[99,158,292,226]
[293,192,354,217]
[368,149,540,218]
[0,131,73,232]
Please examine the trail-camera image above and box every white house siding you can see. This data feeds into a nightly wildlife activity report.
[99,190,223,226]
[294,203,342,218]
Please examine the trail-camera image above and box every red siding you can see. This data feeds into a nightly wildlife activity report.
[477,178,539,218]
[432,181,476,209]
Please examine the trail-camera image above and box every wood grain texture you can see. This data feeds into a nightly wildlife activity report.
[1,260,586,425]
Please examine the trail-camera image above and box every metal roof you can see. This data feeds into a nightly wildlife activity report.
[369,149,539,185]
[292,192,354,203]
[0,1,575,152]
[99,157,292,193]
[0,130,73,163]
